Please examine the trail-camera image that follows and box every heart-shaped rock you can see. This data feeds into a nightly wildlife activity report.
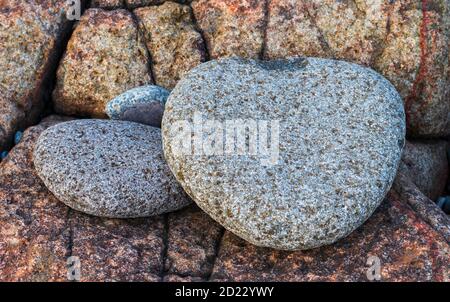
[34,120,190,218]
[162,57,406,250]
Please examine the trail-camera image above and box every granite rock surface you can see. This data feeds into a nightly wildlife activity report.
[0,118,448,281]
[34,119,190,218]
[265,0,450,138]
[0,0,87,148]
[163,57,406,250]
[53,8,153,118]
[399,140,449,201]
[135,2,207,89]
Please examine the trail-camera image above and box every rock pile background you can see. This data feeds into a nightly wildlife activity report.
[0,0,449,281]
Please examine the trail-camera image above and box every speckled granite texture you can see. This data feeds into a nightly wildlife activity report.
[33,120,191,218]
[163,57,406,250]
[53,8,153,118]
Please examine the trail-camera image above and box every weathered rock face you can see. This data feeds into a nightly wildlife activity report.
[163,57,406,250]
[0,0,84,149]
[191,0,266,59]
[53,8,152,118]
[0,116,167,281]
[265,0,450,138]
[1,0,449,282]
[69,213,165,281]
[0,116,73,281]
[34,120,190,218]
[0,118,448,281]
[210,190,450,282]
[0,117,219,281]
[399,140,449,201]
[164,205,224,281]
[394,172,450,243]
[91,0,189,10]
[135,2,207,89]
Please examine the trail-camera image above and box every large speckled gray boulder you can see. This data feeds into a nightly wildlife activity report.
[34,120,190,218]
[162,57,406,250]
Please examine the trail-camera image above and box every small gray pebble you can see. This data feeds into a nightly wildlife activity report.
[121,102,165,128]
[106,85,169,127]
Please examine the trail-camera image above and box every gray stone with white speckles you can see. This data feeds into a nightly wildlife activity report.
[34,119,190,218]
[106,85,169,127]
[162,57,406,250]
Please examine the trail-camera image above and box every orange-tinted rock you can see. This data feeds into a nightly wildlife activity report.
[69,213,164,281]
[53,9,152,118]
[265,0,331,59]
[191,0,266,59]
[393,172,450,243]
[210,185,450,281]
[126,0,165,9]
[164,205,223,281]
[376,0,450,138]
[265,0,450,138]
[0,0,86,148]
[399,140,448,201]
[135,2,206,89]
[0,116,72,281]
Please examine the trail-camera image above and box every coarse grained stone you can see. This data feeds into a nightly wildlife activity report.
[393,172,450,243]
[0,0,85,149]
[191,0,266,59]
[0,116,73,281]
[210,189,450,281]
[0,116,169,281]
[34,120,190,218]
[91,0,125,9]
[126,0,169,9]
[265,0,450,138]
[162,57,406,250]
[106,85,169,127]
[135,2,207,89]
[69,212,164,281]
[53,8,152,118]
[164,205,224,280]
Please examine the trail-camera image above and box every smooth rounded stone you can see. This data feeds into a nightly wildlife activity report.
[106,85,169,127]
[162,57,406,250]
[34,119,190,218]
